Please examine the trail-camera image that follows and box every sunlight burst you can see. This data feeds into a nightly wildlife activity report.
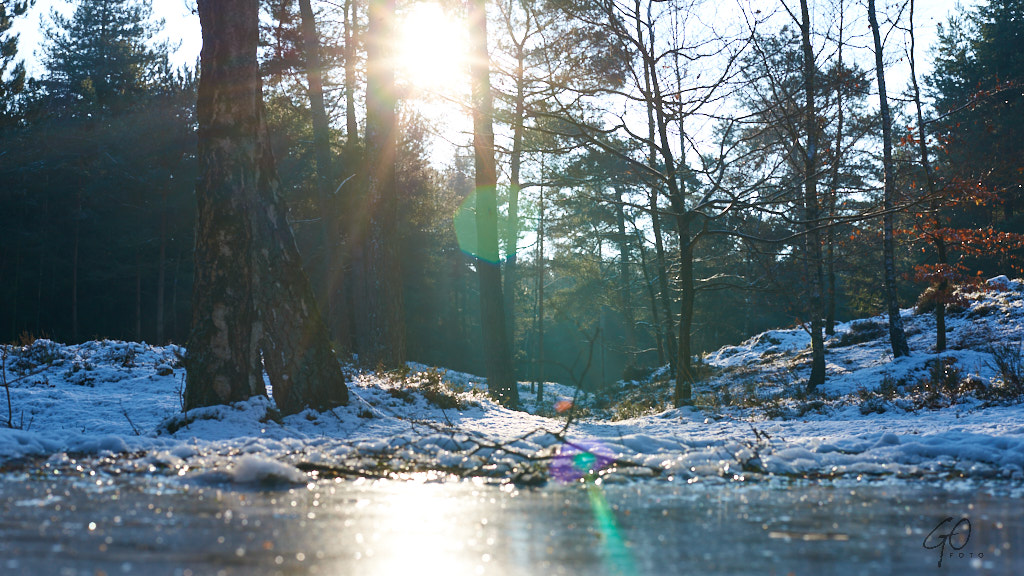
[395,3,468,96]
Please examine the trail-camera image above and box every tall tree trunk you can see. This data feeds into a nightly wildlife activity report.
[186,0,263,409]
[503,44,527,376]
[616,189,636,362]
[635,225,664,368]
[642,7,693,405]
[187,0,347,413]
[361,0,406,367]
[534,183,545,404]
[469,0,518,408]
[868,0,910,358]
[344,0,359,151]
[72,188,81,343]
[156,188,167,344]
[799,0,827,390]
[298,0,348,351]
[251,111,349,413]
[340,0,360,353]
[825,3,846,337]
[907,0,946,352]
[639,5,676,376]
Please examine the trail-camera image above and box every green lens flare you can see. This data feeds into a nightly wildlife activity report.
[453,189,502,264]
[586,483,635,574]
[574,451,598,473]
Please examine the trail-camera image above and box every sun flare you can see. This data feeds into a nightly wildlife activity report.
[395,3,468,96]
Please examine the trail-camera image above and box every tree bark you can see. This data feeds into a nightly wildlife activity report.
[907,0,946,352]
[186,0,263,409]
[534,183,545,404]
[640,14,677,377]
[641,7,693,405]
[825,3,846,338]
[616,189,636,362]
[298,0,348,351]
[868,0,911,358]
[251,112,349,413]
[187,0,348,413]
[469,0,518,408]
[360,0,406,367]
[799,0,827,391]
[156,188,167,344]
[503,43,527,376]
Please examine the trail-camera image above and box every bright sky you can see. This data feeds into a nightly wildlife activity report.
[10,0,970,79]
[10,0,200,75]
[7,0,974,164]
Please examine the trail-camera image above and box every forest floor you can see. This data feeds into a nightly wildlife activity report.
[1,277,1023,488]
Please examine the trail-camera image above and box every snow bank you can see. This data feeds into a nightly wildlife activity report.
[2,282,1024,486]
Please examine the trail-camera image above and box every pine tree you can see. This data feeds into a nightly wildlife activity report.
[469,0,518,408]
[42,0,166,116]
[867,0,910,359]
[187,0,348,414]
[0,1,32,127]
[928,0,1024,223]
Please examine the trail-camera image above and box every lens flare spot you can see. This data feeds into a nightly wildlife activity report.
[454,190,502,264]
[549,440,615,483]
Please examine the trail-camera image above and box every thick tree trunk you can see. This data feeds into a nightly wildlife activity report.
[251,113,348,413]
[186,0,263,409]
[469,0,517,408]
[799,0,827,391]
[187,0,347,413]
[644,19,693,405]
[868,0,910,358]
[360,0,406,367]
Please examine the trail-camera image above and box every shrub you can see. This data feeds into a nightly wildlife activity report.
[986,342,1024,402]
[389,368,479,410]
[832,320,886,347]
[611,396,663,421]
[620,364,652,382]
[7,339,65,373]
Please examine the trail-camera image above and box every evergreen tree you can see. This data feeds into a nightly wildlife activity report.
[469,0,518,408]
[0,0,32,127]
[928,0,1024,225]
[42,0,167,116]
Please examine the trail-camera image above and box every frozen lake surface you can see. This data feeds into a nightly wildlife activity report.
[1,470,1021,575]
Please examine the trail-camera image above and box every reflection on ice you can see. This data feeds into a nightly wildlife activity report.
[0,471,1021,575]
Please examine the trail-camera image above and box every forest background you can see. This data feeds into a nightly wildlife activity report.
[0,0,1021,405]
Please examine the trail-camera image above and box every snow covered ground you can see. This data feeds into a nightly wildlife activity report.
[1,278,1023,487]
